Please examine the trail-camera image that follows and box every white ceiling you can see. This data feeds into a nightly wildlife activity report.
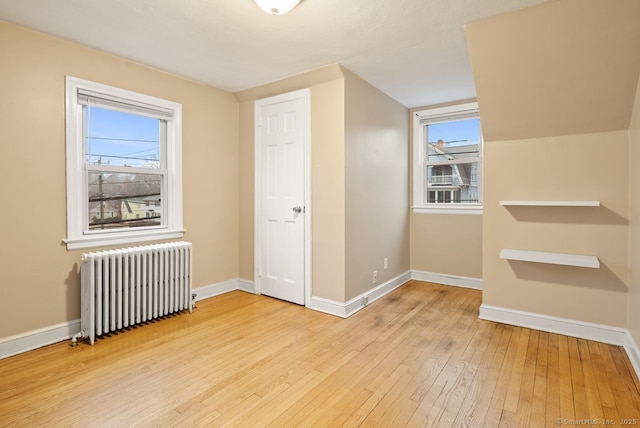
[0,0,546,108]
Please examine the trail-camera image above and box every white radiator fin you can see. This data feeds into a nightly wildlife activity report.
[81,242,192,344]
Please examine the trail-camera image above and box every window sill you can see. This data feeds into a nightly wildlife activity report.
[65,229,186,251]
[412,205,483,215]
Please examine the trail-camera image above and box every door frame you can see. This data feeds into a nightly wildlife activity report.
[254,88,312,306]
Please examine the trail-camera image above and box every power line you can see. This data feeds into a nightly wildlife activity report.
[87,136,159,143]
[120,147,160,157]
[89,192,161,202]
[87,153,159,162]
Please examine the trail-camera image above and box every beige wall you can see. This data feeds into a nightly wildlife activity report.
[343,69,410,300]
[0,21,239,338]
[235,66,347,301]
[408,102,483,279]
[629,75,640,343]
[466,0,640,143]
[310,79,347,301]
[466,0,640,327]
[238,101,255,281]
[410,214,482,278]
[483,132,629,326]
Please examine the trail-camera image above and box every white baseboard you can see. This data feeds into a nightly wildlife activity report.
[238,278,256,294]
[479,304,627,345]
[193,278,256,301]
[411,270,483,290]
[625,332,640,380]
[193,278,242,301]
[0,319,81,360]
[307,271,412,318]
[480,304,640,380]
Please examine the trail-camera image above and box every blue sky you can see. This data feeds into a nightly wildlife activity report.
[428,118,480,146]
[85,107,160,167]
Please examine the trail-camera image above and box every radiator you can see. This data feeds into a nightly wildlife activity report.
[76,242,193,345]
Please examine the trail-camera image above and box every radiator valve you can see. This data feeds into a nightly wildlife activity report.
[70,330,85,347]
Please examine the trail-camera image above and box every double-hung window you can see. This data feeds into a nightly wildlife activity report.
[413,102,482,215]
[65,77,184,250]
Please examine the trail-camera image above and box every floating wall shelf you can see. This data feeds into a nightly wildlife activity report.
[499,249,600,269]
[499,200,600,207]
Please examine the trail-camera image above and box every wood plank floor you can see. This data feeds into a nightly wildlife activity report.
[1,281,639,427]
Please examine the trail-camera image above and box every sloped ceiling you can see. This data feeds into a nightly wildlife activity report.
[466,0,640,142]
[0,0,545,109]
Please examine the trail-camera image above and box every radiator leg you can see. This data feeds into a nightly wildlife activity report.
[70,330,86,347]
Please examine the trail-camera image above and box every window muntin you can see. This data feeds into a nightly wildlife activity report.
[65,77,183,249]
[413,102,482,214]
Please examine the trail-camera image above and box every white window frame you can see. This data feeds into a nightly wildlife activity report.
[412,102,483,215]
[64,76,184,250]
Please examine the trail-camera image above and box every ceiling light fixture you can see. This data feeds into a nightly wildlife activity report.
[253,0,302,15]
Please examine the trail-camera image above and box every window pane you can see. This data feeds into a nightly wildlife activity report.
[85,106,162,168]
[427,118,480,162]
[426,162,479,204]
[88,171,162,230]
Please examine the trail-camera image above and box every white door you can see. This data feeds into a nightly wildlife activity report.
[255,90,309,305]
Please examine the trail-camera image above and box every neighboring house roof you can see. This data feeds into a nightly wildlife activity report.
[428,142,478,157]
[439,144,478,156]
[428,143,478,187]
[88,200,120,216]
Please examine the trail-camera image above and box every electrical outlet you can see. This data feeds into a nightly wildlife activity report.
[372,270,378,284]
[384,257,388,270]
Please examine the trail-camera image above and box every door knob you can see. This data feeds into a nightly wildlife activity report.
[292,206,302,214]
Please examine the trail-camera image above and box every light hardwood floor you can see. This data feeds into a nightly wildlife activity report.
[1,281,639,427]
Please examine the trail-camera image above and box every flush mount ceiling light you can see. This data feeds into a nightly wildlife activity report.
[253,0,302,15]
